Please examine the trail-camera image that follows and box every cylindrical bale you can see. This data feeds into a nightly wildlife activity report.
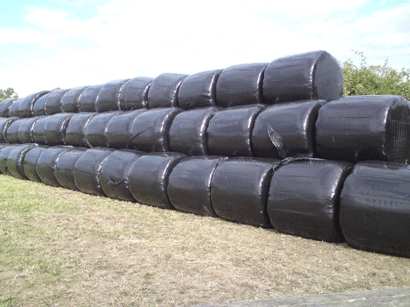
[215,63,267,108]
[9,91,49,118]
[340,161,410,258]
[211,157,278,227]
[44,89,70,115]
[128,152,185,209]
[84,111,120,148]
[267,159,353,242]
[36,146,74,187]
[207,105,264,157]
[315,95,410,163]
[147,73,188,108]
[0,144,21,175]
[0,117,18,143]
[74,147,114,196]
[129,108,182,152]
[44,113,74,146]
[17,116,44,144]
[7,144,38,179]
[78,85,102,112]
[32,116,49,145]
[61,86,87,113]
[55,147,87,190]
[22,145,49,182]
[178,69,222,109]
[252,100,324,159]
[168,156,225,216]
[65,113,97,147]
[119,77,153,110]
[263,50,343,103]
[32,93,49,116]
[5,119,23,144]
[169,107,219,155]
[0,98,17,117]
[100,149,143,201]
[96,79,129,112]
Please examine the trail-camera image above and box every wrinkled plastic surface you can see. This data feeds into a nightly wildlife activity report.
[147,73,187,108]
[96,79,129,112]
[18,117,43,144]
[0,144,19,174]
[0,117,18,143]
[36,146,73,186]
[169,107,219,155]
[100,149,143,201]
[32,93,49,116]
[268,159,353,242]
[207,105,264,156]
[252,100,324,158]
[130,108,182,152]
[85,111,120,148]
[23,145,48,182]
[44,113,73,146]
[340,161,410,258]
[119,77,153,110]
[0,98,16,117]
[8,91,49,118]
[55,147,87,190]
[7,144,38,179]
[78,85,102,112]
[44,89,69,115]
[178,69,222,109]
[65,113,96,147]
[128,152,185,209]
[168,156,225,216]
[5,119,22,144]
[32,116,49,145]
[216,63,267,108]
[263,51,343,103]
[316,95,410,163]
[61,86,87,113]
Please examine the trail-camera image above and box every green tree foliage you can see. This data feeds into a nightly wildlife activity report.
[342,51,410,100]
[0,87,18,102]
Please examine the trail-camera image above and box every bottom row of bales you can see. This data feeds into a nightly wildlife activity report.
[0,143,409,259]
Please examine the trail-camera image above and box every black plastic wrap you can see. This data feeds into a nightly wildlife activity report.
[168,156,225,216]
[128,152,185,208]
[0,117,18,143]
[340,161,410,258]
[268,159,353,242]
[44,113,73,146]
[96,79,129,112]
[9,91,50,118]
[100,149,143,201]
[85,111,120,148]
[147,73,188,108]
[216,63,267,108]
[17,117,43,144]
[315,95,410,163]
[32,116,49,145]
[5,119,22,144]
[22,145,49,182]
[61,86,87,113]
[36,146,73,186]
[252,100,324,158]
[0,145,20,174]
[169,107,219,155]
[207,105,264,157]
[119,77,153,110]
[7,144,38,179]
[263,51,343,104]
[130,108,182,152]
[0,98,16,117]
[32,93,49,116]
[177,69,222,109]
[44,89,70,115]
[65,113,97,147]
[55,147,87,190]
[74,147,114,196]
[78,85,102,112]
[210,157,278,227]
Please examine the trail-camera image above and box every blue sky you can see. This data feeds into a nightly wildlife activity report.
[1,0,409,96]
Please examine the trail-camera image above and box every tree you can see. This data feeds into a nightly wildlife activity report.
[0,87,18,102]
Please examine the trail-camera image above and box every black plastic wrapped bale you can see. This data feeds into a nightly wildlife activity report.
[74,147,114,196]
[215,63,267,108]
[316,95,410,163]
[263,51,343,104]
[0,144,20,175]
[128,152,185,209]
[17,116,44,144]
[5,119,22,144]
[252,100,324,159]
[0,98,16,117]
[105,110,146,149]
[44,113,73,146]
[267,159,353,242]
[32,116,49,145]
[44,89,70,115]
[119,77,153,110]
[78,85,102,112]
[55,147,87,190]
[84,111,120,148]
[207,105,264,157]
[65,113,97,147]
[96,79,129,112]
[147,73,188,108]
[130,108,182,152]
[210,157,278,227]
[0,117,18,143]
[100,149,143,201]
[340,161,410,258]
[169,107,219,155]
[17,91,50,118]
[168,156,225,216]
[178,69,222,109]
[22,145,49,182]
[61,86,87,113]
[36,146,73,187]
[7,144,38,179]
[32,93,49,116]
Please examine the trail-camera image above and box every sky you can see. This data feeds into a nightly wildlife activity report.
[1,0,409,97]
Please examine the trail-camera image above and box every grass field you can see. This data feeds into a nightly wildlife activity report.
[0,175,409,307]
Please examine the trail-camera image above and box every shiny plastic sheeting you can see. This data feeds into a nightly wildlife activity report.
[7,144,38,179]
[32,93,49,116]
[22,145,48,182]
[128,152,185,209]
[168,156,225,216]
[9,91,49,118]
[32,116,49,145]
[315,95,410,162]
[61,86,87,113]
[147,73,187,108]
[44,89,70,115]
[177,70,222,109]
[78,85,102,112]
[340,161,410,258]
[119,77,153,110]
[5,119,22,144]
[65,113,96,147]
[216,63,267,108]
[44,113,73,146]
[0,144,19,174]
[263,51,343,104]
[268,159,352,242]
[96,79,129,112]
[18,117,45,144]
[36,146,73,187]
[252,100,324,158]
[0,98,17,117]
[0,117,18,143]
[85,111,120,148]
[55,147,87,190]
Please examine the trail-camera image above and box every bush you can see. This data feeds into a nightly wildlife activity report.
[0,88,18,102]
